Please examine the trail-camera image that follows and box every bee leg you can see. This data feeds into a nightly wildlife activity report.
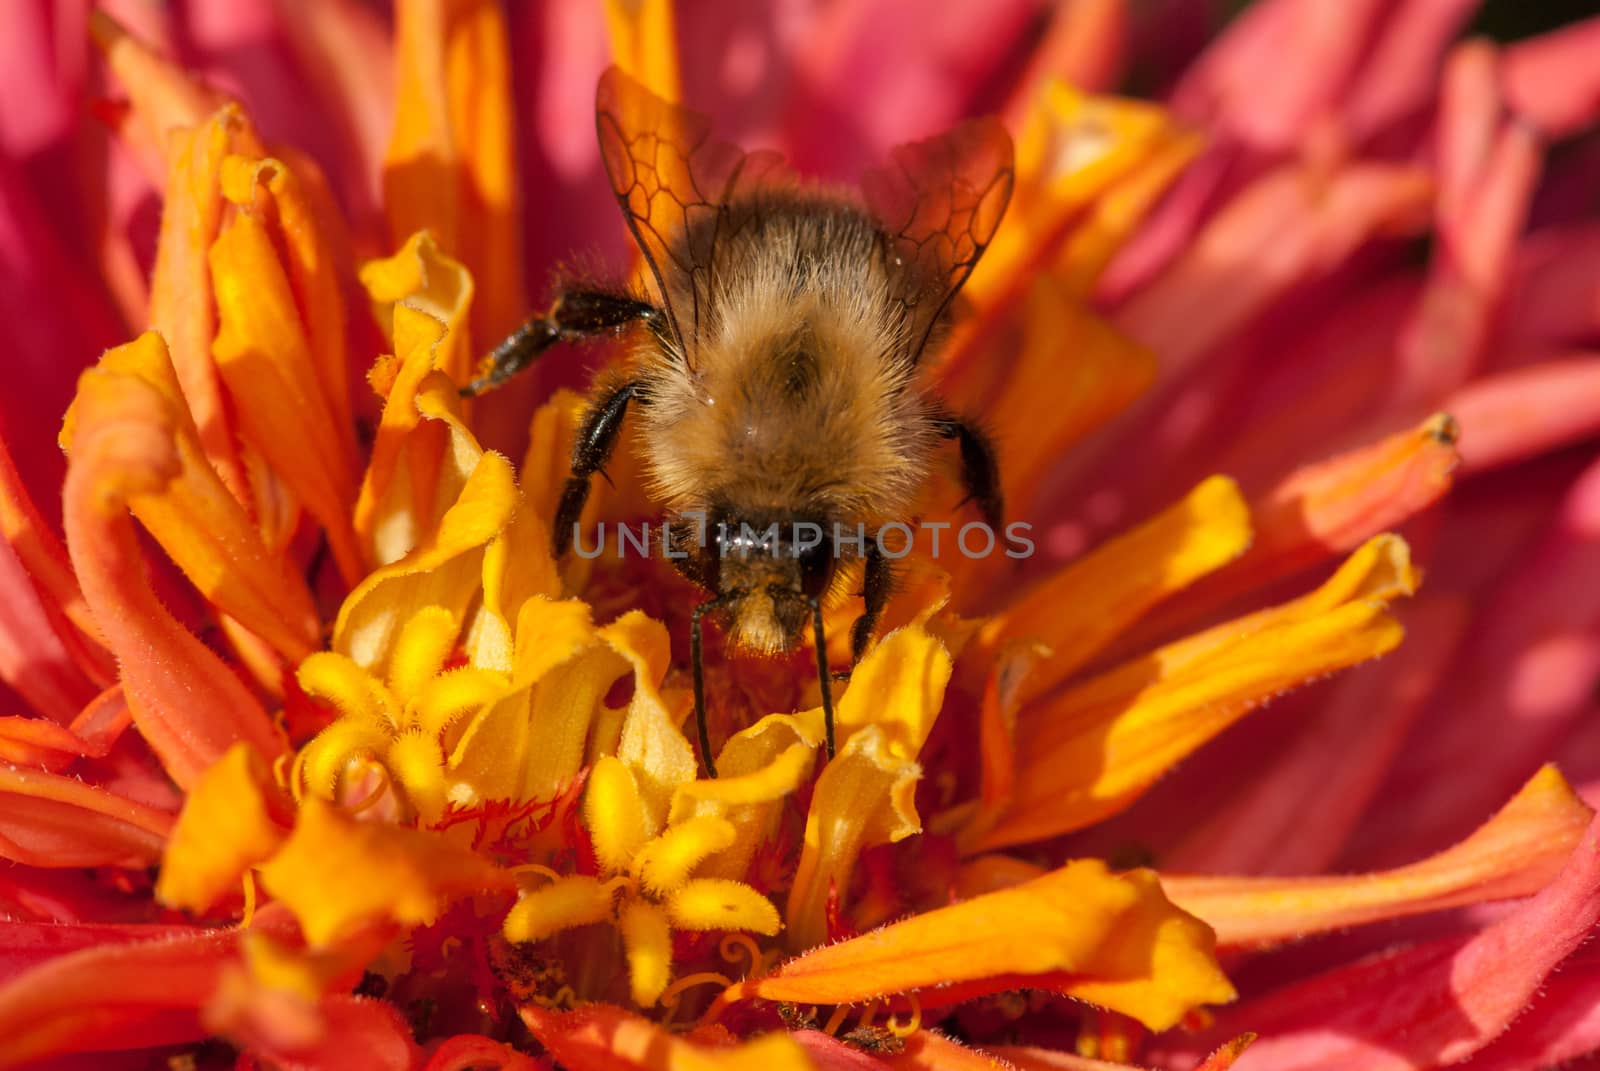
[553,379,639,557]
[840,540,892,677]
[460,289,661,396]
[934,415,1004,531]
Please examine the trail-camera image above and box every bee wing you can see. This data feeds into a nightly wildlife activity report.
[595,67,792,360]
[861,118,1015,364]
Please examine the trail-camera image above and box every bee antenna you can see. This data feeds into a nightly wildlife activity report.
[808,596,837,761]
[691,593,737,778]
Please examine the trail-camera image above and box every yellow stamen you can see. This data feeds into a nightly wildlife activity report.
[388,605,459,699]
[619,900,673,1007]
[665,879,781,935]
[632,816,738,896]
[585,756,648,874]
[502,875,614,945]
[886,994,923,1038]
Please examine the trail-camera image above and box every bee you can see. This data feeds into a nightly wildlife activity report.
[464,67,1012,776]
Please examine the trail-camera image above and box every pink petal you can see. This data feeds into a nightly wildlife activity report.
[1457,944,1600,1070]
[1161,811,1600,1071]
[1501,223,1600,353]
[1447,355,1600,473]
[1169,0,1387,151]
[0,537,98,723]
[1502,15,1600,139]
[1165,596,1468,874]
[1346,454,1600,866]
[1342,0,1480,142]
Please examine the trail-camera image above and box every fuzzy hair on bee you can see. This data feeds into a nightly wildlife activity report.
[463,67,1014,775]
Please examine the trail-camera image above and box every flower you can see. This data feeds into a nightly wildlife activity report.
[1,3,1599,1071]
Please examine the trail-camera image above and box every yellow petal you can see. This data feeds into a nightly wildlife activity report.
[411,666,510,741]
[620,900,674,1008]
[294,719,396,804]
[991,476,1253,705]
[632,816,738,896]
[355,302,477,564]
[834,623,953,759]
[668,713,822,881]
[728,860,1233,1032]
[587,755,651,875]
[157,743,289,914]
[606,612,698,830]
[1164,765,1594,948]
[467,486,561,672]
[965,535,1417,852]
[666,879,781,935]
[503,875,615,945]
[333,437,517,677]
[448,597,632,802]
[296,651,396,727]
[785,725,923,950]
[258,798,511,945]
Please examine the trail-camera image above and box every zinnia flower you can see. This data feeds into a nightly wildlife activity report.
[3,3,1599,1070]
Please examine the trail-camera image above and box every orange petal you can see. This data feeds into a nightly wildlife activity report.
[148,106,262,508]
[521,1004,811,1071]
[1164,765,1593,949]
[967,535,1416,852]
[257,797,512,946]
[89,12,225,172]
[61,333,287,788]
[385,0,524,346]
[1120,415,1458,655]
[0,764,173,867]
[603,0,681,101]
[962,82,1193,315]
[157,743,293,916]
[210,211,363,585]
[731,859,1234,1032]
[65,332,322,664]
[988,476,1252,706]
[219,153,356,462]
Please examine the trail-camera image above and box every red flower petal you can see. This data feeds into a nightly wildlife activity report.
[0,907,296,1068]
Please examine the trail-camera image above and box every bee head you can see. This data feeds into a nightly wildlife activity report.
[692,512,835,653]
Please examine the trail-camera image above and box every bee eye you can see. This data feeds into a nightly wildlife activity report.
[796,533,834,601]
